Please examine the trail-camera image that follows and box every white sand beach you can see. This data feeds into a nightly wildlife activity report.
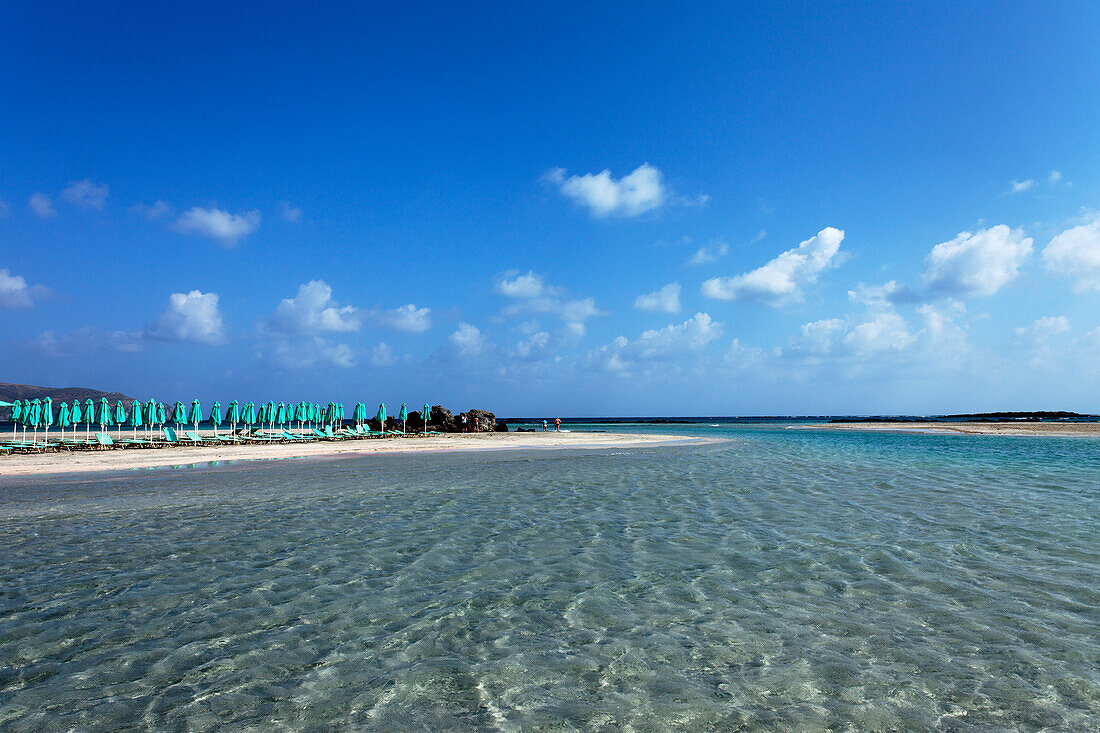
[0,431,708,477]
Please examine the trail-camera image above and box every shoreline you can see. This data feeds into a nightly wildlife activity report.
[807,421,1100,437]
[0,431,710,478]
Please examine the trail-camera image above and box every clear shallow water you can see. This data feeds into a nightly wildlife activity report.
[1,425,1098,731]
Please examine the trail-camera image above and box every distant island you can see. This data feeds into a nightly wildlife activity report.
[828,412,1096,423]
[0,383,137,420]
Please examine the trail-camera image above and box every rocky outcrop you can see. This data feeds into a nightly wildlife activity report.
[419,405,506,433]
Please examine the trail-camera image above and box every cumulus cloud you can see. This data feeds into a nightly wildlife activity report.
[634,282,681,313]
[591,313,722,371]
[496,270,604,333]
[848,280,922,307]
[144,290,227,345]
[175,207,260,246]
[449,322,485,356]
[1014,316,1070,345]
[922,225,1032,297]
[279,201,303,223]
[1009,179,1034,194]
[0,268,49,308]
[1049,170,1062,183]
[496,271,559,298]
[370,342,396,367]
[131,200,172,220]
[547,163,666,217]
[687,239,730,265]
[1042,217,1100,291]
[702,227,844,306]
[270,280,360,334]
[29,193,56,218]
[376,304,432,333]
[266,336,355,369]
[62,179,109,209]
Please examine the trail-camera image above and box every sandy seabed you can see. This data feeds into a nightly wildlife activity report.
[819,421,1100,437]
[0,431,706,478]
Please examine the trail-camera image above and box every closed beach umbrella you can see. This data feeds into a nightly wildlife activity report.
[294,402,307,430]
[129,400,143,438]
[157,401,167,429]
[188,400,202,433]
[226,400,240,433]
[145,399,158,440]
[398,403,408,433]
[42,397,54,446]
[10,399,24,442]
[266,401,275,430]
[375,403,387,432]
[114,400,127,438]
[243,401,256,428]
[69,399,82,441]
[84,398,95,439]
[171,401,186,430]
[353,402,365,427]
[57,401,72,443]
[209,401,222,436]
[422,403,431,433]
[275,402,287,428]
[96,397,112,434]
[28,399,41,444]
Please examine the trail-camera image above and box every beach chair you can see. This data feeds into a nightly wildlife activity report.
[162,427,179,444]
[94,432,115,449]
[280,430,312,442]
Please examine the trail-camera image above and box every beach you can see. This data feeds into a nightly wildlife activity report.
[816,421,1100,437]
[0,430,705,477]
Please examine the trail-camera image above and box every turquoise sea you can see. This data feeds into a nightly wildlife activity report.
[1,423,1097,730]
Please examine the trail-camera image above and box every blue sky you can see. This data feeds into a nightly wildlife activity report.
[3,2,1100,415]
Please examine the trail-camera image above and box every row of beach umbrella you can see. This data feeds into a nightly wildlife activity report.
[4,398,428,445]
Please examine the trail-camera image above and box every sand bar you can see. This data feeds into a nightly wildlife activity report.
[0,431,708,478]
[816,421,1100,437]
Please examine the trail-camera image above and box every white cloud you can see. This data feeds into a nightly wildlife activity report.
[0,268,49,309]
[687,240,730,265]
[514,331,551,359]
[1042,217,1100,291]
[923,225,1032,297]
[377,304,432,333]
[29,193,56,218]
[848,280,921,307]
[175,207,260,246]
[843,310,913,354]
[1009,179,1034,194]
[449,322,485,356]
[496,271,558,298]
[144,290,227,345]
[266,336,355,369]
[279,201,303,223]
[702,227,844,306]
[131,199,172,220]
[1049,170,1062,183]
[592,313,722,371]
[548,163,666,217]
[634,282,681,313]
[1015,316,1070,345]
[370,342,396,367]
[62,179,109,209]
[270,280,360,334]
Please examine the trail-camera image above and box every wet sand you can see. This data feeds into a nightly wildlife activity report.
[0,431,706,477]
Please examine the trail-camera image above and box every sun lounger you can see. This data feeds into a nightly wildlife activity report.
[280,430,313,442]
[95,432,114,449]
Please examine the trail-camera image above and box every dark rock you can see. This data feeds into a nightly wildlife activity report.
[494,420,509,432]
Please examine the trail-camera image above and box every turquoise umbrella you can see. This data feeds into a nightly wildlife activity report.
[375,403,387,432]
[157,402,167,428]
[69,399,82,441]
[42,397,54,446]
[145,399,158,440]
[57,401,72,443]
[188,400,202,434]
[353,402,366,427]
[27,399,41,444]
[275,402,287,429]
[114,399,127,438]
[398,403,408,434]
[10,399,24,442]
[129,400,143,438]
[266,401,275,431]
[171,401,186,430]
[84,399,95,439]
[422,403,431,433]
[242,401,256,428]
[96,397,112,433]
[294,402,307,430]
[209,401,222,437]
[226,400,240,433]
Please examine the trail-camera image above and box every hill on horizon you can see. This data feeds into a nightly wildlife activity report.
[0,383,137,420]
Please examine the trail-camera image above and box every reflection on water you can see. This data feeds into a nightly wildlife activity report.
[0,426,1098,730]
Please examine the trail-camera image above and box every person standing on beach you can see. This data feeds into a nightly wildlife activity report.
[461,414,468,432]
[542,420,547,431]
[554,417,561,431]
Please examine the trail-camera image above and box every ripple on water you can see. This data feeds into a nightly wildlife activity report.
[0,433,1098,730]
